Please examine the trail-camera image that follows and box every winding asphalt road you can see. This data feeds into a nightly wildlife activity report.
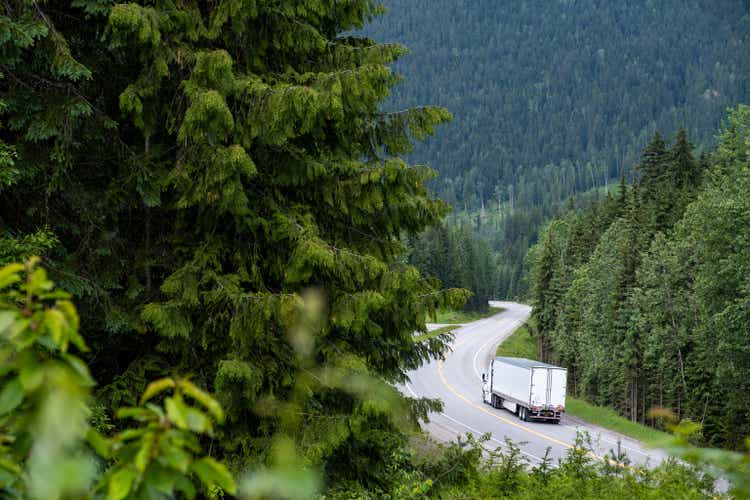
[405,301,668,467]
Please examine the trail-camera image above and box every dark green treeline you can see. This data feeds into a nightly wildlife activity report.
[406,222,498,312]
[366,0,750,298]
[527,106,750,448]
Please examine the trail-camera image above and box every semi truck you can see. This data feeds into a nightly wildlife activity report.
[482,356,567,423]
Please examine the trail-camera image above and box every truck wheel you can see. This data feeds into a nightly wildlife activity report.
[521,407,528,421]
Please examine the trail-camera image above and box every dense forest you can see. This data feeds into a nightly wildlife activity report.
[406,185,608,302]
[368,0,750,298]
[367,0,750,206]
[406,222,498,311]
[1,0,749,498]
[526,106,750,450]
[0,0,467,496]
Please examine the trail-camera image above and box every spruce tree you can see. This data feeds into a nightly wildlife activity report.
[637,133,670,200]
[670,128,701,190]
[0,0,464,485]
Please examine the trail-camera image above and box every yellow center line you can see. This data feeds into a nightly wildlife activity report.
[437,358,576,450]
[437,314,643,468]
[437,345,607,463]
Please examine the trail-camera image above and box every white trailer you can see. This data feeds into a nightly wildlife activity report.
[482,356,567,423]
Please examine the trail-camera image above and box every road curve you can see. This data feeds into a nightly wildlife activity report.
[405,301,668,467]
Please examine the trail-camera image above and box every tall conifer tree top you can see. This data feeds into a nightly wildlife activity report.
[0,0,463,480]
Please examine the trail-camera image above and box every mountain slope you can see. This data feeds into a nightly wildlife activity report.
[366,0,750,208]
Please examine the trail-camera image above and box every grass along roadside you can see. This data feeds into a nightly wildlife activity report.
[413,325,458,342]
[496,319,670,444]
[429,306,505,325]
[565,397,670,444]
[495,320,537,358]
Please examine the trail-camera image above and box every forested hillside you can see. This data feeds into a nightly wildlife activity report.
[369,0,750,298]
[407,223,498,311]
[1,0,750,497]
[526,106,750,449]
[367,0,749,206]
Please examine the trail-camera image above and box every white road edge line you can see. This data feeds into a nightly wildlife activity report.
[471,319,521,381]
[465,315,650,459]
[404,382,545,463]
[437,412,545,463]
[562,424,649,457]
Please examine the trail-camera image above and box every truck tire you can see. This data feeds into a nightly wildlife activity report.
[520,407,528,421]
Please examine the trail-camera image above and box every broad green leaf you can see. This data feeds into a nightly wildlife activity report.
[145,403,165,418]
[140,378,175,404]
[144,462,177,494]
[0,378,24,415]
[0,457,21,475]
[107,467,137,500]
[113,427,148,443]
[184,406,212,435]
[18,364,44,392]
[44,308,66,349]
[117,406,157,421]
[27,267,52,294]
[62,353,96,386]
[176,379,224,423]
[174,475,197,500]
[165,396,189,429]
[86,428,111,459]
[0,311,16,336]
[160,442,191,472]
[7,318,30,343]
[190,457,236,495]
[134,433,155,472]
[0,263,23,290]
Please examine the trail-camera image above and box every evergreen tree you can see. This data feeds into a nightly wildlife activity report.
[525,108,750,447]
[670,128,702,191]
[0,0,465,486]
[637,133,670,202]
[530,226,562,361]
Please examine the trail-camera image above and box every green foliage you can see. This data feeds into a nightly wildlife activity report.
[413,325,457,343]
[97,378,236,499]
[0,258,94,498]
[0,230,59,266]
[0,260,239,499]
[407,222,498,311]
[525,106,750,452]
[495,322,537,360]
[366,0,748,208]
[663,421,750,498]
[365,1,749,298]
[0,0,463,493]
[437,432,715,499]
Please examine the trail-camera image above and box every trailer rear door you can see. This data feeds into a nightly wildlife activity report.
[549,368,567,408]
[530,367,548,407]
